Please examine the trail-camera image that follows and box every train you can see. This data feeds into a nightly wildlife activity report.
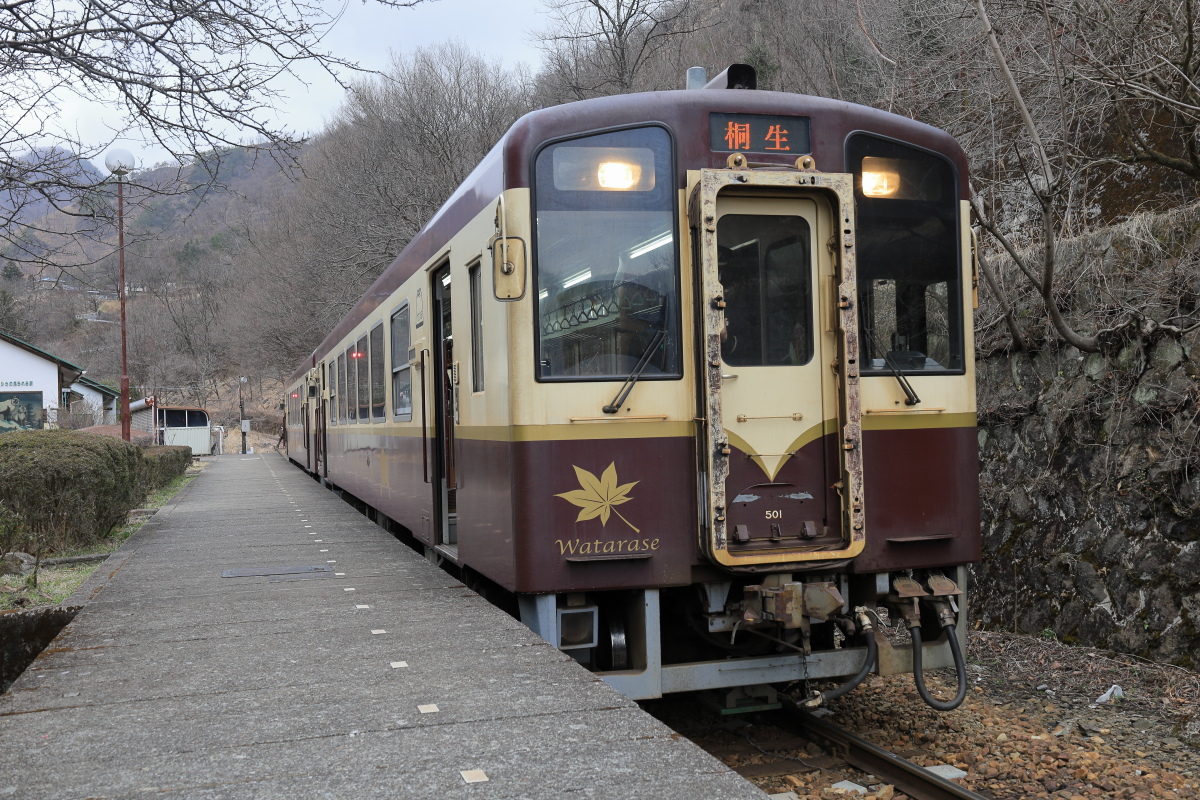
[285,64,980,711]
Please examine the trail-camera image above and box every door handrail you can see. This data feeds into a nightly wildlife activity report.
[420,348,430,484]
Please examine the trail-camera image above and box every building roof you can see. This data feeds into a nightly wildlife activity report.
[0,330,84,384]
[75,375,120,399]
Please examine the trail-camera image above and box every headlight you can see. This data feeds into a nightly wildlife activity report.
[553,147,656,191]
[862,158,901,197]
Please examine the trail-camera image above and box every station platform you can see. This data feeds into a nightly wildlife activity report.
[0,454,764,799]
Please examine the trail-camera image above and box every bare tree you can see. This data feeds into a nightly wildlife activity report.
[969,0,1101,351]
[962,0,1200,353]
[0,0,432,269]
[1046,0,1200,181]
[235,42,536,369]
[535,0,704,100]
[0,286,33,340]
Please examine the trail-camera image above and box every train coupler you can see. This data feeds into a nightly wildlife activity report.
[742,582,800,626]
[742,580,845,628]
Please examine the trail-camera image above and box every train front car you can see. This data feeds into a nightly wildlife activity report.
[282,65,980,711]
[509,70,979,709]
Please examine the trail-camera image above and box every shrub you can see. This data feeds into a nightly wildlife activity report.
[0,430,145,556]
[0,501,22,557]
[141,445,192,491]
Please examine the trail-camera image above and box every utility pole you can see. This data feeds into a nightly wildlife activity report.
[104,149,136,442]
[239,376,248,455]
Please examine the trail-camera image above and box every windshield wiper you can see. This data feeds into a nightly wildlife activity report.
[603,328,668,414]
[865,326,921,406]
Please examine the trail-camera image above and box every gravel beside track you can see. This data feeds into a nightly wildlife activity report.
[650,631,1200,799]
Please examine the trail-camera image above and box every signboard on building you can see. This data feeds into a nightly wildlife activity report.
[0,391,44,432]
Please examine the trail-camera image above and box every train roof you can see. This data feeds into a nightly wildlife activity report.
[290,89,968,383]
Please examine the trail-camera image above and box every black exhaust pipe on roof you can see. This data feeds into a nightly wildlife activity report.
[703,63,757,90]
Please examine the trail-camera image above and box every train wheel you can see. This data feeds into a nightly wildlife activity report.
[597,604,628,671]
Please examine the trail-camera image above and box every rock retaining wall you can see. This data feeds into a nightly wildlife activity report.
[972,212,1200,666]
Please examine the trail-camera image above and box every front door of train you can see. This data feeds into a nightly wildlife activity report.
[430,265,458,553]
[694,170,866,569]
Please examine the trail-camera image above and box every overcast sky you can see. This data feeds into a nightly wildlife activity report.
[86,0,547,169]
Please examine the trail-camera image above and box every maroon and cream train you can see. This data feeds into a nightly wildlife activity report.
[285,65,980,708]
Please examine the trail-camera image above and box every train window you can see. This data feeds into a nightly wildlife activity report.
[533,125,680,381]
[370,325,385,421]
[327,361,335,423]
[718,215,813,367]
[391,305,412,420]
[469,263,484,392]
[355,335,370,421]
[337,353,347,424]
[848,134,963,374]
[346,345,358,422]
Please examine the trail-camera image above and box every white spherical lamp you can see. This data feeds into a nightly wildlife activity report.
[104,148,136,177]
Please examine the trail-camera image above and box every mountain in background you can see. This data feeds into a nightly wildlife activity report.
[2,146,106,227]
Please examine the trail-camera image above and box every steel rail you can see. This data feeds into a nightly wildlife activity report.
[778,697,992,800]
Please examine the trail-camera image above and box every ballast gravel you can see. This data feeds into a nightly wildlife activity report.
[650,631,1200,799]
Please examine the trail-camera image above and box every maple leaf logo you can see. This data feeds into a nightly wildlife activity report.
[555,463,640,532]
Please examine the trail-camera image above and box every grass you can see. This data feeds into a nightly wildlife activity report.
[0,464,206,610]
[0,563,99,610]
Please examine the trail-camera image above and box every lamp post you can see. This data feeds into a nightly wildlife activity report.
[104,148,136,442]
[239,376,248,455]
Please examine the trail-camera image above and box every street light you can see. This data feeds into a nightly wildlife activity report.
[239,376,248,454]
[104,148,136,442]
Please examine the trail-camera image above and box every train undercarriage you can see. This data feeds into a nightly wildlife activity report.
[516,566,970,707]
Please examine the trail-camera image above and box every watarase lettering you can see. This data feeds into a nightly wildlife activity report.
[556,537,660,555]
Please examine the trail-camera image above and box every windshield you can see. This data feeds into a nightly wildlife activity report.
[849,134,963,374]
[533,126,679,380]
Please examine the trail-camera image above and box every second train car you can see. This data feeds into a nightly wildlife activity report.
[285,65,980,709]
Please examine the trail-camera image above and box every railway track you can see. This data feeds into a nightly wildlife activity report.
[776,697,992,800]
[659,694,993,800]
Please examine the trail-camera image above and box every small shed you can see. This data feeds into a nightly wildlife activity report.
[65,376,120,427]
[130,397,215,455]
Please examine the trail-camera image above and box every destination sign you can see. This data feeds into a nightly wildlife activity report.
[709,113,811,155]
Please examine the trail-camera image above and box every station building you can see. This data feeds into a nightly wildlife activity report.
[0,331,84,432]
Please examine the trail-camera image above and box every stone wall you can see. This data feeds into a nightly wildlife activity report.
[971,209,1200,666]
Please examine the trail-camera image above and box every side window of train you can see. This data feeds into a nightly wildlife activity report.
[337,352,347,424]
[328,360,336,423]
[469,262,484,392]
[370,324,385,421]
[532,125,681,381]
[346,344,359,422]
[847,134,964,374]
[391,304,413,421]
[356,334,370,422]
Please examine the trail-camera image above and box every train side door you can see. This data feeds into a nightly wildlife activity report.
[430,265,458,553]
[694,170,866,570]
[302,395,311,470]
[315,368,327,479]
